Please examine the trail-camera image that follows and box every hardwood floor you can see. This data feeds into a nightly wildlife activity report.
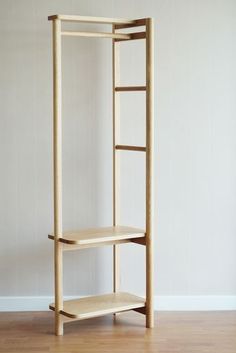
[0,311,235,353]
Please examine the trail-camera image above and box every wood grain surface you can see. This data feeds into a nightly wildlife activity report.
[0,311,235,353]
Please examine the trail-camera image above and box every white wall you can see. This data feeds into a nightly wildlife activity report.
[0,0,236,309]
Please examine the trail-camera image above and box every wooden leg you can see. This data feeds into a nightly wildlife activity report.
[112,25,121,296]
[146,240,154,328]
[54,241,63,335]
[146,17,154,329]
[52,18,63,336]
[113,244,120,292]
[55,312,63,336]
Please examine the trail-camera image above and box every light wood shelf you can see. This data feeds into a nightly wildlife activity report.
[48,226,145,248]
[49,292,145,319]
[48,14,154,335]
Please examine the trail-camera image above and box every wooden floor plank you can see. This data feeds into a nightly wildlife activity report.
[0,311,235,353]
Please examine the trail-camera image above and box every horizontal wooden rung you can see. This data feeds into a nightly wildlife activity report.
[115,145,146,152]
[131,236,146,245]
[115,31,146,42]
[133,306,146,315]
[114,18,147,29]
[61,31,131,39]
[115,86,146,92]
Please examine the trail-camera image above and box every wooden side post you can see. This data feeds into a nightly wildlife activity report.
[112,24,120,293]
[145,18,154,328]
[52,18,63,336]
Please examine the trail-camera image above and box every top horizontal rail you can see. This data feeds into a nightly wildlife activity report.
[48,14,146,25]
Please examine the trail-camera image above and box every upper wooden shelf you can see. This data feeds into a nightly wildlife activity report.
[48,14,146,26]
[48,225,145,249]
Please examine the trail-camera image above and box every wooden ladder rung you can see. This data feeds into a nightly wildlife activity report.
[115,32,146,42]
[61,31,131,40]
[115,86,146,92]
[114,18,147,30]
[115,145,146,152]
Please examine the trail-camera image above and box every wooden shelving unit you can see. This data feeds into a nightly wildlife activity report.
[48,14,154,336]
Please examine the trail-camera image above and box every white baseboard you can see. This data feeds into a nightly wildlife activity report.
[0,296,76,312]
[154,295,236,311]
[0,295,235,312]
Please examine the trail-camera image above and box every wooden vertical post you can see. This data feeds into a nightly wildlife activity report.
[145,18,154,328]
[112,24,120,293]
[52,19,63,336]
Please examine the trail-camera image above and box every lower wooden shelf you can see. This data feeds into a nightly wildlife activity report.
[49,292,145,319]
